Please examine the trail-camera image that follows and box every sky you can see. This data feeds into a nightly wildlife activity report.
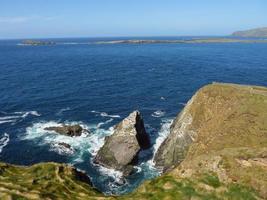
[0,0,266,39]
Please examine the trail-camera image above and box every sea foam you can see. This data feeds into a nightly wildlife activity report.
[22,121,113,163]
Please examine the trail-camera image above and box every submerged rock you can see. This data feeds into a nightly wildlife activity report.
[94,111,150,176]
[58,142,72,149]
[44,124,85,137]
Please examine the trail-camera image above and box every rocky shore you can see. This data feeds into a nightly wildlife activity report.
[1,83,267,199]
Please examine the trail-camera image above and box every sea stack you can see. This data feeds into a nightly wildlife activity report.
[94,111,150,176]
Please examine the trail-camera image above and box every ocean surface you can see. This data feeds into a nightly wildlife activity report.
[0,37,267,194]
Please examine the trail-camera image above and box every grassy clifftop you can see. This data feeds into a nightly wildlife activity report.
[1,83,267,199]
[129,83,267,199]
[0,162,107,200]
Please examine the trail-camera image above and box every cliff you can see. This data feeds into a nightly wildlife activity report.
[1,83,267,199]
[232,27,267,37]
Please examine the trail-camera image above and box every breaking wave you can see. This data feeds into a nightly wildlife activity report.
[0,133,9,153]
[151,118,173,163]
[21,121,113,164]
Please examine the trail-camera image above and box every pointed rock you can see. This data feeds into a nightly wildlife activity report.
[94,111,150,176]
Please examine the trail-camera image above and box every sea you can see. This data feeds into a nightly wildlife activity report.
[0,37,267,194]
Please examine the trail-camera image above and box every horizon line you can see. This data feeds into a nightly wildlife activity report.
[0,34,232,40]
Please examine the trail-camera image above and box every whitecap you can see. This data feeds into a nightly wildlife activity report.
[151,110,165,118]
[91,111,120,118]
[0,133,9,153]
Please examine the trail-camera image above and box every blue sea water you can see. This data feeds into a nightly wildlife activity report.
[0,37,267,194]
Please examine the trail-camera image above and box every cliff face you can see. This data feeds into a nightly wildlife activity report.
[155,83,267,171]
[1,83,267,199]
[232,27,267,37]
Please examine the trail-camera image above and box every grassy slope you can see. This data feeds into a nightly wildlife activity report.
[0,83,266,199]
[0,162,109,200]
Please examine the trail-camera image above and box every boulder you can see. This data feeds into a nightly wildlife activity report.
[94,111,150,176]
[44,124,84,137]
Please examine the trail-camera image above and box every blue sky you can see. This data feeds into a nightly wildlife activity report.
[0,0,266,38]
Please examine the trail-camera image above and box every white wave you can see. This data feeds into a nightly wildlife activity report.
[151,110,165,118]
[97,165,123,182]
[151,118,173,164]
[97,118,114,128]
[0,133,9,153]
[0,111,40,125]
[21,121,113,163]
[100,112,120,118]
[160,96,166,100]
[0,116,21,120]
[56,107,71,115]
[0,120,17,124]
[91,111,120,118]
[22,111,41,117]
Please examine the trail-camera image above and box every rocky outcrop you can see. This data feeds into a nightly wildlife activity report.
[94,111,150,176]
[45,124,85,137]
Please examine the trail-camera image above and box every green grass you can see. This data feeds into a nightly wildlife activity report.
[201,174,221,188]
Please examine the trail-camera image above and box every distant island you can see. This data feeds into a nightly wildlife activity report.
[232,27,267,37]
[18,37,267,47]
[95,38,267,45]
[21,40,56,46]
